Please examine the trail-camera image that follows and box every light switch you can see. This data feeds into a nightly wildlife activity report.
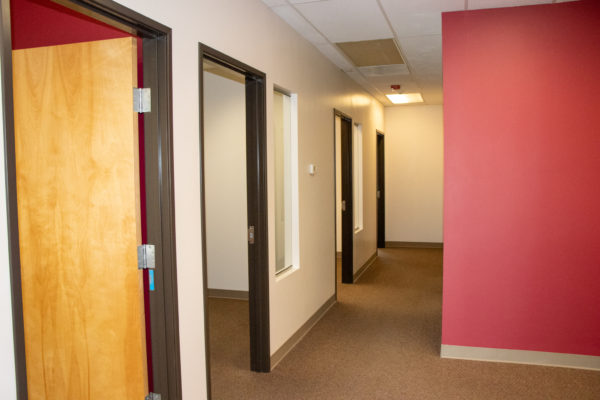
[308,164,316,176]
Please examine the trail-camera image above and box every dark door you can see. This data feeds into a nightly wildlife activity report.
[340,116,354,284]
[377,132,385,248]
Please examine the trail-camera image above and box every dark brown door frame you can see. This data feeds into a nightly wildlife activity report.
[2,0,182,398]
[334,109,354,284]
[376,131,385,249]
[198,44,270,396]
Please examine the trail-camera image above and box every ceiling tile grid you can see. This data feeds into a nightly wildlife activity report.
[262,0,579,106]
[293,0,393,43]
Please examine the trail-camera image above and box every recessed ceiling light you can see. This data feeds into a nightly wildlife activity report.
[386,93,424,105]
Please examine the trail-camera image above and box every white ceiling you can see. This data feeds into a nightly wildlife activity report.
[262,0,579,106]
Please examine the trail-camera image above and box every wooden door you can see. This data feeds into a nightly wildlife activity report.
[13,37,147,399]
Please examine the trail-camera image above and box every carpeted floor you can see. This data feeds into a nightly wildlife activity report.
[207,248,600,399]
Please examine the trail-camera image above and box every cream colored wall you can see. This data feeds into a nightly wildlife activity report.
[204,70,249,292]
[384,105,444,243]
[0,1,384,397]
[0,54,17,398]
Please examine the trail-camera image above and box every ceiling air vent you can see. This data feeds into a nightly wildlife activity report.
[336,39,404,67]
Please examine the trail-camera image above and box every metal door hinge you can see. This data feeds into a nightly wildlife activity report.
[137,244,156,270]
[133,88,151,113]
[145,393,161,400]
[248,226,255,244]
[341,200,346,212]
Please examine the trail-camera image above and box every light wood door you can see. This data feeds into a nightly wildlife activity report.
[13,37,147,400]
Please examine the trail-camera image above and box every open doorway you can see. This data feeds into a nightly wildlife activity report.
[4,0,180,398]
[199,44,270,398]
[334,110,354,285]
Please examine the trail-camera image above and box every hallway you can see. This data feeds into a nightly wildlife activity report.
[209,248,600,399]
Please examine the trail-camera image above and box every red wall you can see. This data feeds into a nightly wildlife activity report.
[442,0,600,356]
[10,0,129,49]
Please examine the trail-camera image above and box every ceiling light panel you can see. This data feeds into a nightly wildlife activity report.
[294,0,392,42]
[271,5,328,45]
[386,93,424,104]
[336,39,404,67]
[467,0,552,10]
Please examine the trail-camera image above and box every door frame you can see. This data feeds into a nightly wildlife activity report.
[376,131,385,248]
[198,43,270,392]
[334,109,354,285]
[2,0,182,398]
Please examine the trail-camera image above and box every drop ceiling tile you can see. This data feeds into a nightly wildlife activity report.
[315,43,355,71]
[399,35,442,75]
[467,0,552,10]
[272,5,328,45]
[261,0,287,7]
[380,0,464,13]
[294,0,393,42]
[380,0,464,37]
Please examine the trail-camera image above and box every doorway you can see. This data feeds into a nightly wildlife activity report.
[377,131,385,248]
[198,44,270,398]
[3,0,181,398]
[334,110,354,285]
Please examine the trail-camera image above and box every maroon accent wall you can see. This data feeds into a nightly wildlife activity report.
[11,0,129,49]
[442,0,600,356]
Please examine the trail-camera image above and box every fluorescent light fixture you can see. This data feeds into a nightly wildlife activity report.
[386,93,424,104]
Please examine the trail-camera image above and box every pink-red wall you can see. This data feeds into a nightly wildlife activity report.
[442,0,600,356]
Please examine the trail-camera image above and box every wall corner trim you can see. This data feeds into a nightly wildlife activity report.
[270,294,336,370]
[354,251,377,283]
[440,345,600,371]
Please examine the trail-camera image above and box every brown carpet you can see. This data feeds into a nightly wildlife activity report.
[208,248,600,399]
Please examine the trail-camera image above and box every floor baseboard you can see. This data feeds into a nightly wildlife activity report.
[270,294,336,370]
[386,241,443,249]
[354,251,377,282]
[207,289,249,300]
[441,345,600,371]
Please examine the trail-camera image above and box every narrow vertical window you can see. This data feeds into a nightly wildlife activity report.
[273,89,298,274]
[353,123,363,231]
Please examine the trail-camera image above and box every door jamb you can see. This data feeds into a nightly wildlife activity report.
[2,0,182,398]
[376,131,385,249]
[333,109,354,285]
[198,43,270,397]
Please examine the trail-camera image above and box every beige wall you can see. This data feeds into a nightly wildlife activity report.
[204,70,249,292]
[107,0,384,398]
[384,105,444,243]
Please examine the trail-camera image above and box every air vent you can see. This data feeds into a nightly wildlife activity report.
[358,64,409,77]
[336,39,404,67]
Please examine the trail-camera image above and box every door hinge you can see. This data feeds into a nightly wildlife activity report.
[248,226,255,244]
[145,393,161,400]
[137,244,156,270]
[341,200,346,212]
[133,88,151,113]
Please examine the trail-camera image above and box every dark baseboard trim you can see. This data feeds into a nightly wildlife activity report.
[354,251,377,282]
[386,241,443,249]
[207,289,249,300]
[270,294,336,370]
